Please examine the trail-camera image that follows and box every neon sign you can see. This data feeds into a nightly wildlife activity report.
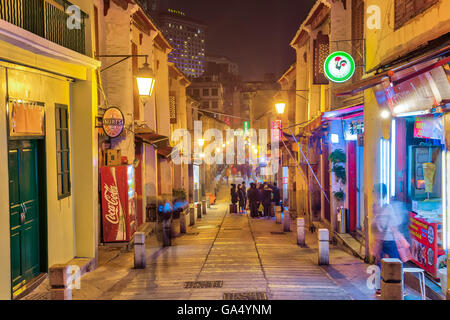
[324,51,355,83]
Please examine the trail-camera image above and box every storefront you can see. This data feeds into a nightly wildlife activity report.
[371,53,450,279]
[323,104,364,234]
[0,24,100,299]
[339,42,450,283]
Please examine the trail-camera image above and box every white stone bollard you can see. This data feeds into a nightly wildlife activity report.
[196,202,202,219]
[297,218,305,246]
[276,207,281,224]
[180,210,187,233]
[49,264,72,300]
[134,232,146,269]
[283,212,290,232]
[381,258,403,300]
[189,206,195,226]
[202,200,207,215]
[318,229,329,265]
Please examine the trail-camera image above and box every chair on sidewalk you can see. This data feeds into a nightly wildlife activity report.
[402,267,426,300]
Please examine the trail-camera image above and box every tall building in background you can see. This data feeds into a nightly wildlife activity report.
[159,9,207,78]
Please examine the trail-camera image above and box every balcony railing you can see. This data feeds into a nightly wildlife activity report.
[0,0,88,54]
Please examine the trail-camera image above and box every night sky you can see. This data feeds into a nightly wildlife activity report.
[160,0,316,81]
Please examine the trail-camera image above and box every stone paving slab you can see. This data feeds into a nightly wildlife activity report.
[23,186,382,300]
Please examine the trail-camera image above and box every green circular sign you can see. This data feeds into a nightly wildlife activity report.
[324,51,355,83]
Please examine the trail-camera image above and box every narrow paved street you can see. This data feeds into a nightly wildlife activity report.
[40,186,373,300]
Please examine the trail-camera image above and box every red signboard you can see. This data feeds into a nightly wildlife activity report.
[414,115,443,141]
[271,120,282,140]
[408,212,445,278]
[100,166,136,242]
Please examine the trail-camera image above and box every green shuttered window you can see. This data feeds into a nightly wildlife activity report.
[55,104,71,199]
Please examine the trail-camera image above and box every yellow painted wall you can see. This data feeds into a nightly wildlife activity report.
[364,0,450,265]
[365,0,450,71]
[7,68,76,265]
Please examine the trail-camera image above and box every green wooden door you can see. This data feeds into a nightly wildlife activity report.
[9,140,41,294]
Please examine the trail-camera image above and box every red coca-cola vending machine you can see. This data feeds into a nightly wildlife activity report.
[100,165,137,242]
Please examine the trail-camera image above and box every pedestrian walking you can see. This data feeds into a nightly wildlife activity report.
[257,183,264,217]
[271,182,281,207]
[241,181,247,212]
[262,183,272,218]
[237,185,246,214]
[371,183,410,295]
[230,184,238,213]
[247,183,259,218]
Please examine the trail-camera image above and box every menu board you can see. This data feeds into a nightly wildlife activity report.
[414,115,443,141]
[409,212,446,278]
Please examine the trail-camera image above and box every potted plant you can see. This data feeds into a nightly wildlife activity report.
[329,149,346,202]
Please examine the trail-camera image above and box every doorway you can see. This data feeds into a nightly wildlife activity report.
[347,141,357,232]
[8,139,47,297]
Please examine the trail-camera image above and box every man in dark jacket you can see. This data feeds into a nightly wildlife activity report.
[247,183,259,218]
[271,182,281,206]
[262,183,272,218]
[241,181,247,211]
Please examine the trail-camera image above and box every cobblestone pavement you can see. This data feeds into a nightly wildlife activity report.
[24,187,380,300]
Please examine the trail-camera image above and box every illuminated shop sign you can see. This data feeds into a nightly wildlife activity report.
[103,107,124,138]
[324,51,355,83]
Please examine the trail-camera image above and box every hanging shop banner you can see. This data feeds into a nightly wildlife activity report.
[324,51,355,83]
[9,101,45,137]
[313,32,329,84]
[414,115,444,142]
[103,107,124,138]
[343,117,364,141]
[271,120,282,140]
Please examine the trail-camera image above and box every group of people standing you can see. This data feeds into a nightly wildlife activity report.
[230,181,282,218]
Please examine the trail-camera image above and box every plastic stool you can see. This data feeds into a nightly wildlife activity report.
[402,268,426,300]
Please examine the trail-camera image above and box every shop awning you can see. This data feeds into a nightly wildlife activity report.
[322,104,364,119]
[336,34,450,97]
[157,146,174,158]
[135,127,169,146]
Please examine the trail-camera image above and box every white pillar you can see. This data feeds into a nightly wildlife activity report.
[381,258,403,300]
[202,199,207,215]
[196,202,202,219]
[283,212,291,232]
[180,209,187,233]
[189,206,196,226]
[134,232,146,269]
[318,229,329,265]
[276,207,281,224]
[49,265,72,300]
[297,218,305,246]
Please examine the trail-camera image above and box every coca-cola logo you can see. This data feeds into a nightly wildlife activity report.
[104,184,120,224]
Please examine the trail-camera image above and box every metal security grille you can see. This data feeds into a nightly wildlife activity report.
[0,0,87,54]
[223,292,268,300]
[184,281,223,289]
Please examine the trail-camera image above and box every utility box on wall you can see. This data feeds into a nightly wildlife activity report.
[105,149,121,166]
